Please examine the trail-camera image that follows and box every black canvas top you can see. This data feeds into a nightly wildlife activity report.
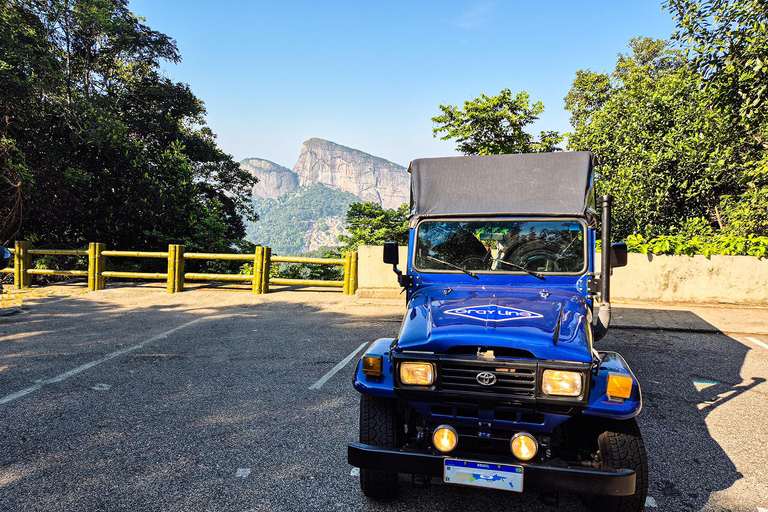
[408,152,595,225]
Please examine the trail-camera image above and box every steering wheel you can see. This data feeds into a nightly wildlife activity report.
[458,255,489,270]
[501,241,563,272]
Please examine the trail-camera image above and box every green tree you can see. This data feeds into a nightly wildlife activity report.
[666,0,768,236]
[431,89,563,155]
[338,202,409,251]
[565,37,760,239]
[0,0,257,253]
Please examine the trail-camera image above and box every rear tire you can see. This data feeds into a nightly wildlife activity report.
[583,417,649,512]
[359,394,400,500]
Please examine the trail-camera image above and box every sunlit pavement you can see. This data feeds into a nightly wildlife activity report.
[1,284,767,511]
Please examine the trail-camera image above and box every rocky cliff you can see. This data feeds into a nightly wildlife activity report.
[242,139,410,253]
[240,158,298,200]
[292,138,409,210]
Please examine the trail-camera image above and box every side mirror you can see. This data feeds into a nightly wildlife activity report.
[1,246,10,269]
[610,243,628,268]
[383,242,399,265]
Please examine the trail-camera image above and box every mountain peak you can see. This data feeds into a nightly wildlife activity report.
[240,157,292,174]
[300,138,406,171]
[293,138,408,209]
[240,158,298,200]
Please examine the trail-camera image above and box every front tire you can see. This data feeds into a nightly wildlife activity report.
[359,394,400,500]
[583,418,649,512]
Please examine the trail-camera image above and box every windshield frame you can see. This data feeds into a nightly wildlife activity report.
[412,216,590,277]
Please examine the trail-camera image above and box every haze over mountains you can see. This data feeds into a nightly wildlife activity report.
[242,138,409,254]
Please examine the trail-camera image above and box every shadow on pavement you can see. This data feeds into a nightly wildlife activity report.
[0,292,765,511]
[603,305,765,511]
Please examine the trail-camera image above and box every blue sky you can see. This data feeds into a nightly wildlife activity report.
[128,1,678,168]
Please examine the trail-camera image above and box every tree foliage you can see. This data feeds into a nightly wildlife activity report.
[566,37,766,240]
[246,184,362,255]
[432,89,563,155]
[338,202,409,251]
[0,0,257,252]
[624,232,768,258]
[666,0,768,237]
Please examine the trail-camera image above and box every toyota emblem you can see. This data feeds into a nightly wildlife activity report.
[476,372,497,386]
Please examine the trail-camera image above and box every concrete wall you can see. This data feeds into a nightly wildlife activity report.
[356,245,768,305]
[608,253,768,304]
[357,245,408,298]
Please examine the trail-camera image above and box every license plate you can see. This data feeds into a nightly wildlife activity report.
[444,459,523,492]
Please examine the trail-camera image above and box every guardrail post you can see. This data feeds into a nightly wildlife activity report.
[88,242,96,291]
[252,246,264,294]
[261,247,271,294]
[166,245,185,293]
[343,251,352,295]
[14,240,31,289]
[350,251,358,295]
[175,245,185,292]
[95,243,106,290]
[167,245,177,293]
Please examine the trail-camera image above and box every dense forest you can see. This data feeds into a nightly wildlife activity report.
[0,0,256,253]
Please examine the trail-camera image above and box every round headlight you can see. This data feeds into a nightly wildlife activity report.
[432,425,458,453]
[510,432,538,461]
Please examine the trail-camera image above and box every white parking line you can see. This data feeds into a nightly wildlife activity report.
[309,342,368,390]
[745,336,768,351]
[0,317,204,406]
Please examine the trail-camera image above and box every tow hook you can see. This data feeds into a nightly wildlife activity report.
[412,475,431,489]
[539,490,559,506]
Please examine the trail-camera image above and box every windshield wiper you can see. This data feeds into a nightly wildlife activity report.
[491,258,546,280]
[426,256,479,279]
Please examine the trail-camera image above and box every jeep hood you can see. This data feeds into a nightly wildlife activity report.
[396,286,593,363]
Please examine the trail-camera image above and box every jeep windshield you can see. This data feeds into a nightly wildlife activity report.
[414,219,586,274]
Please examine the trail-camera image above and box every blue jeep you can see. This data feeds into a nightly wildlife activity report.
[348,152,648,511]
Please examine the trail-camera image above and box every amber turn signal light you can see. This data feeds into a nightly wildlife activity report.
[362,355,383,376]
[606,373,633,400]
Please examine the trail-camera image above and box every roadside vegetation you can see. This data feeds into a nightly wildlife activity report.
[0,0,257,259]
[428,0,767,258]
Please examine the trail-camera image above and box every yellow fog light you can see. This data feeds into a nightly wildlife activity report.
[606,373,633,400]
[399,362,435,386]
[432,425,458,453]
[542,370,583,397]
[510,432,538,461]
[362,355,383,376]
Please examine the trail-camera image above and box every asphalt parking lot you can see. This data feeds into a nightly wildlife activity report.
[1,284,767,511]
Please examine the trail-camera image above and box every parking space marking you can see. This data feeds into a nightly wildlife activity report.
[645,496,658,507]
[0,317,204,406]
[309,342,368,390]
[745,336,768,351]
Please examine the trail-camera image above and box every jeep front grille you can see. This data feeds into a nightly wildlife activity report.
[439,360,536,397]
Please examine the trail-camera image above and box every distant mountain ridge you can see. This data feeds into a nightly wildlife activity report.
[241,138,410,254]
[241,138,409,209]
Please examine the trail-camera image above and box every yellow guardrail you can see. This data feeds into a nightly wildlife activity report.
[4,241,358,295]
